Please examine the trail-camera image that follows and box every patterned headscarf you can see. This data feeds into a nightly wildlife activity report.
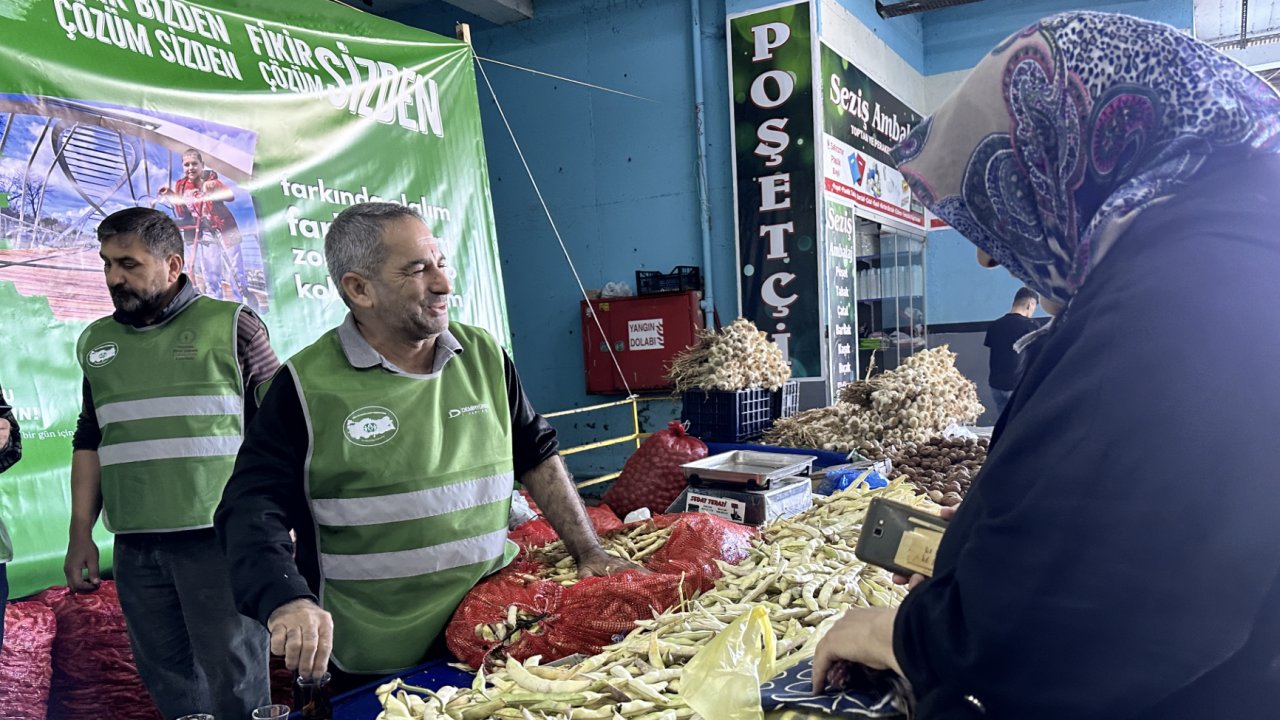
[892,12,1280,309]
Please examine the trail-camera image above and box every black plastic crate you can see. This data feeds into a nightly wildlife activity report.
[682,387,773,442]
[771,380,800,419]
[636,265,702,296]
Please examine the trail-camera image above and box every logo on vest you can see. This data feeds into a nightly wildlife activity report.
[86,342,118,367]
[344,406,399,446]
[174,329,198,361]
[448,403,490,419]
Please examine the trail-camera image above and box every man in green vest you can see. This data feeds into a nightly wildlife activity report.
[0,379,21,651]
[63,207,278,719]
[216,202,641,687]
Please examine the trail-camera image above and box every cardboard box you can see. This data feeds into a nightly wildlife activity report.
[684,476,812,526]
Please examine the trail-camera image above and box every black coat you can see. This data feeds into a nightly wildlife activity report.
[894,156,1280,718]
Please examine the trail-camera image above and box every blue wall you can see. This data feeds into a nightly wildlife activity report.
[926,229,1028,325]
[923,0,1193,75]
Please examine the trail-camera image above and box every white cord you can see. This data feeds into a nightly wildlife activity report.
[474,58,636,399]
[475,56,657,103]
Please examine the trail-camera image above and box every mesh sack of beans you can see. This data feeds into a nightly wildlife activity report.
[445,513,754,668]
[602,421,708,518]
[644,512,756,588]
[0,600,57,720]
[36,583,163,720]
[508,498,625,551]
[445,562,699,668]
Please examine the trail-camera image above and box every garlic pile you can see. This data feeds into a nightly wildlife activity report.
[666,318,791,392]
[763,346,983,456]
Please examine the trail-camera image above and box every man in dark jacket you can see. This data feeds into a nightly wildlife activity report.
[982,287,1038,416]
[0,380,21,650]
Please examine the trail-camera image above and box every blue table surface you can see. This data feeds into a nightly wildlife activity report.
[329,659,475,720]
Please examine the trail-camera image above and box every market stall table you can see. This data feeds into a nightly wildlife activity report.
[326,659,473,720]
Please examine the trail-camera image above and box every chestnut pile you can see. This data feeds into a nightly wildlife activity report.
[890,437,988,505]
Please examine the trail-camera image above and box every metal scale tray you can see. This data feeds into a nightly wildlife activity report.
[680,450,817,491]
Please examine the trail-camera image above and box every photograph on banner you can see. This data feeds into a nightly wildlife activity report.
[819,43,924,231]
[0,96,269,317]
[727,0,822,379]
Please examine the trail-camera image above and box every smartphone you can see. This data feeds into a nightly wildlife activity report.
[855,498,948,578]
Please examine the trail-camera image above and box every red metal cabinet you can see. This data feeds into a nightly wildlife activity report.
[580,291,704,393]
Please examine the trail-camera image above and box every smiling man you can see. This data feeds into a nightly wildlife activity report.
[215,202,641,689]
[65,207,277,719]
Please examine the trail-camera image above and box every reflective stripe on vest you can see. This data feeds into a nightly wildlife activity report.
[321,528,509,581]
[98,435,243,467]
[77,296,244,533]
[96,395,244,426]
[310,471,514,527]
[291,322,515,674]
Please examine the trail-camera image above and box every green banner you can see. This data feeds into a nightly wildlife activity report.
[728,1,821,379]
[819,43,924,230]
[0,0,509,598]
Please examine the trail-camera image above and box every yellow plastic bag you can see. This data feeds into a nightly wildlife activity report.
[682,605,777,720]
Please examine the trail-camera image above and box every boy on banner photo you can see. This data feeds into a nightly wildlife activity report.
[156,148,249,304]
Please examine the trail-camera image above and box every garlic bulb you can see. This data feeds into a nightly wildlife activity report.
[666,318,792,391]
[763,346,983,456]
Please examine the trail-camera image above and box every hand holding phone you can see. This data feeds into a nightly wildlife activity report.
[855,498,949,578]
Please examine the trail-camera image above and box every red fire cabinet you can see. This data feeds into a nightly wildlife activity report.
[580,291,704,393]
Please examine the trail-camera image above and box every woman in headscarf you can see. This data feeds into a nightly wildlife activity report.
[812,11,1280,718]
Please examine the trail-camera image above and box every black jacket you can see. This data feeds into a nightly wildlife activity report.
[894,156,1280,718]
[0,382,19,473]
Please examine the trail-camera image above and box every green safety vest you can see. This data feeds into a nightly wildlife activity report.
[77,297,244,533]
[290,322,516,674]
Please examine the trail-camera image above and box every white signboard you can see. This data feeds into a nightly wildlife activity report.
[627,318,665,351]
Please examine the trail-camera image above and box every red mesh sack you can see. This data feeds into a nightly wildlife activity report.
[645,513,755,589]
[37,583,163,720]
[445,562,699,669]
[603,421,707,518]
[0,600,57,720]
[508,519,559,550]
[445,513,755,668]
[508,501,624,551]
[589,504,625,534]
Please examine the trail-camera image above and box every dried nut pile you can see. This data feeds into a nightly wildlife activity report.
[666,318,791,392]
[890,437,989,505]
[763,346,984,456]
[378,482,935,720]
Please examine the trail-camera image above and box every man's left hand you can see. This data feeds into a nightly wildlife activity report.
[575,549,649,577]
[812,607,901,693]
